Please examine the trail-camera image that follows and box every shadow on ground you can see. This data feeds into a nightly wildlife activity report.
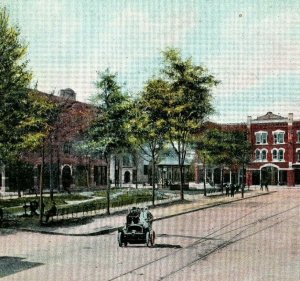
[152,244,182,249]
[0,256,43,278]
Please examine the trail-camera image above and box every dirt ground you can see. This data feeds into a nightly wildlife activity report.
[1,188,300,281]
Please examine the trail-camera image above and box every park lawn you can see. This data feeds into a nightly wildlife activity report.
[1,189,168,216]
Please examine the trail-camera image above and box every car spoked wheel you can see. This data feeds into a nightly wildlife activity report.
[151,230,155,246]
[146,232,151,247]
[118,232,123,247]
[146,231,155,247]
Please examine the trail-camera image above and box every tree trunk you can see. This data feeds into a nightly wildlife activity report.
[151,155,155,206]
[39,143,45,225]
[221,166,224,194]
[85,156,90,188]
[135,154,138,189]
[179,156,184,201]
[241,163,245,198]
[106,155,111,215]
[50,142,54,201]
[114,155,118,188]
[203,159,207,197]
[17,165,21,198]
[57,148,61,192]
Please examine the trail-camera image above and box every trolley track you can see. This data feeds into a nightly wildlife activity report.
[109,200,300,281]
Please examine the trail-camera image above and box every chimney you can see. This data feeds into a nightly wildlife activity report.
[247,116,252,129]
[58,88,76,101]
[288,113,293,125]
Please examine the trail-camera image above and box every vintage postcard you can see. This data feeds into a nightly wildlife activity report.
[1,1,300,280]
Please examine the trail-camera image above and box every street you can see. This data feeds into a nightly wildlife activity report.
[1,188,300,281]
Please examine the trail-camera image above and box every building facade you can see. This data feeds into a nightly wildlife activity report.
[0,89,108,193]
[195,112,300,187]
[246,112,300,187]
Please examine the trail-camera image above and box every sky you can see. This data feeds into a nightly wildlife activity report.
[2,0,300,123]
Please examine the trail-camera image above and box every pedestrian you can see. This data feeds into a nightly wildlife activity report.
[225,184,230,197]
[265,180,269,192]
[260,181,263,191]
[45,202,57,223]
[230,184,235,197]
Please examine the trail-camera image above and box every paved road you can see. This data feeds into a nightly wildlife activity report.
[1,188,300,281]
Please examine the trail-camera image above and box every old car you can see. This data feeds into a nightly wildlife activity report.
[118,207,155,247]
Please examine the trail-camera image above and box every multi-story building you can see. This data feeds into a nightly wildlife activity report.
[195,112,300,187]
[246,112,300,187]
[0,89,108,193]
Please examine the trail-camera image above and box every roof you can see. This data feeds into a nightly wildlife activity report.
[157,149,194,166]
[254,112,285,121]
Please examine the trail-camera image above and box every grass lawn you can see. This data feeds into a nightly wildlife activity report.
[0,188,168,217]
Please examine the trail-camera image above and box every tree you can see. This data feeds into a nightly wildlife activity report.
[0,8,32,162]
[129,79,169,205]
[89,69,132,214]
[18,91,58,224]
[197,128,233,193]
[229,129,251,198]
[160,48,219,200]
[196,126,251,197]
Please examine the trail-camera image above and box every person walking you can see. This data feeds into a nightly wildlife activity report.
[265,180,269,192]
[230,184,235,197]
[225,184,230,197]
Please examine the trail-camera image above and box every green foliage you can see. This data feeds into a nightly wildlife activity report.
[90,69,133,156]
[18,91,59,151]
[197,128,251,168]
[141,48,219,199]
[130,79,169,165]
[0,8,32,161]
[161,48,219,146]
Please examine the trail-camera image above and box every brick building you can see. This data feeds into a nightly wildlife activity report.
[0,89,107,193]
[195,112,300,187]
[246,112,300,187]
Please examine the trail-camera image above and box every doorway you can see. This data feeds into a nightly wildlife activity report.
[124,171,130,183]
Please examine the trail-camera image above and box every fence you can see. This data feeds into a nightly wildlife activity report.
[0,195,180,224]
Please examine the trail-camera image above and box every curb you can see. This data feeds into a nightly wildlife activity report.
[16,191,276,236]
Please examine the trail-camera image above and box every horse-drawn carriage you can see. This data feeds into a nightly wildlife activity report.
[118,207,155,247]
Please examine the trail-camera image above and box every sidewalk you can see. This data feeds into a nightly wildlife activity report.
[18,189,274,236]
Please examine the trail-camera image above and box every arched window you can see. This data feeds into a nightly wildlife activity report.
[272,149,285,161]
[272,150,278,161]
[278,149,284,161]
[255,150,260,160]
[261,150,267,160]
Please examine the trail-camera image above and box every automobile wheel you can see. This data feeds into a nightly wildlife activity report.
[151,230,155,246]
[118,232,123,247]
[146,232,151,247]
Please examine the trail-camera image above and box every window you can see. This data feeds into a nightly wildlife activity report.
[278,149,284,161]
[272,149,284,161]
[261,150,267,160]
[63,143,72,154]
[255,149,267,161]
[273,131,284,144]
[255,150,260,160]
[297,131,300,143]
[272,150,278,160]
[123,155,132,166]
[143,165,148,175]
[297,150,300,162]
[255,132,267,144]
